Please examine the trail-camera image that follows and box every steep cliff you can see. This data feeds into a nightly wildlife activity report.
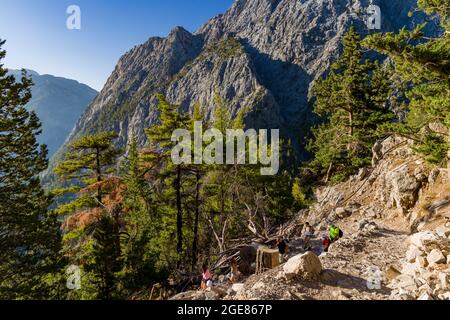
[54,0,437,161]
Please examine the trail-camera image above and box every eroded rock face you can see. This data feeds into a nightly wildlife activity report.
[283,251,322,280]
[385,166,423,214]
[307,136,430,228]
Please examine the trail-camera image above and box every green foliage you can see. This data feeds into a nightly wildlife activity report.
[54,131,121,208]
[292,178,306,205]
[413,134,449,164]
[53,131,122,298]
[145,95,190,265]
[172,37,244,82]
[308,28,394,182]
[119,138,168,293]
[84,215,122,300]
[207,37,244,60]
[363,1,450,164]
[0,39,66,299]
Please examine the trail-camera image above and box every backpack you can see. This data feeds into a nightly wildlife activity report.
[330,226,340,241]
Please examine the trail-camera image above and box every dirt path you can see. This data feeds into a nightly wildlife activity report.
[229,214,410,300]
[291,215,409,300]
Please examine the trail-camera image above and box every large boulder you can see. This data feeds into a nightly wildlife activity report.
[435,226,450,238]
[283,251,322,280]
[405,245,422,263]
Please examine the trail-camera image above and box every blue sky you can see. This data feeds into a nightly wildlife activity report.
[0,0,234,90]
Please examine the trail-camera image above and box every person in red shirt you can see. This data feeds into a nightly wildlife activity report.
[200,263,212,290]
[322,232,331,252]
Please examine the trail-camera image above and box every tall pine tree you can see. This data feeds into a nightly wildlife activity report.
[363,0,450,168]
[0,39,64,299]
[308,28,394,182]
[145,94,189,266]
[54,132,122,299]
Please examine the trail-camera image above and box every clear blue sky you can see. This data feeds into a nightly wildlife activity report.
[0,0,234,90]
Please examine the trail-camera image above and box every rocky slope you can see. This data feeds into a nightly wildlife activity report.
[53,0,438,162]
[8,69,97,156]
[171,136,449,300]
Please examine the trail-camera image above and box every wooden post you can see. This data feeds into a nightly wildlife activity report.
[255,246,280,275]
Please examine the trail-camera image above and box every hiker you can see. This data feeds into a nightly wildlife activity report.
[276,237,289,263]
[200,263,212,290]
[329,225,343,243]
[302,222,314,251]
[228,257,240,283]
[322,231,331,252]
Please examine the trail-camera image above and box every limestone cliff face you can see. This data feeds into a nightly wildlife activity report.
[56,0,437,159]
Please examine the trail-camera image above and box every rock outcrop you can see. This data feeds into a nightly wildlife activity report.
[305,136,448,231]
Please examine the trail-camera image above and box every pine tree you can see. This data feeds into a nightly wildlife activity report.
[120,138,167,292]
[308,28,394,182]
[363,0,450,168]
[53,131,122,299]
[0,39,64,299]
[85,215,122,300]
[54,132,122,213]
[145,94,189,265]
[201,94,236,252]
[187,103,206,269]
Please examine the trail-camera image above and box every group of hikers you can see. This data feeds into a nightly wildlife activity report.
[276,223,343,262]
[199,222,343,290]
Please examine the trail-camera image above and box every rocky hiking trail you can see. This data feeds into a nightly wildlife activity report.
[171,136,449,301]
[223,215,410,300]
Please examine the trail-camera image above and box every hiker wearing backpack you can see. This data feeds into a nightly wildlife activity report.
[329,225,343,243]
[302,222,314,251]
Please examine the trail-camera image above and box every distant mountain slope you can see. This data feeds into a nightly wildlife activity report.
[8,69,97,156]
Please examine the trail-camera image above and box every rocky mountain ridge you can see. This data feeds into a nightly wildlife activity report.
[53,0,438,163]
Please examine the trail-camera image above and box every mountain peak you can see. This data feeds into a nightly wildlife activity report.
[169,26,191,36]
[8,68,39,78]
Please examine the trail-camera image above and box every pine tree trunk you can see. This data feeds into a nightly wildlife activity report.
[96,147,102,205]
[176,165,183,261]
[349,110,354,137]
[447,128,450,181]
[191,170,200,270]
